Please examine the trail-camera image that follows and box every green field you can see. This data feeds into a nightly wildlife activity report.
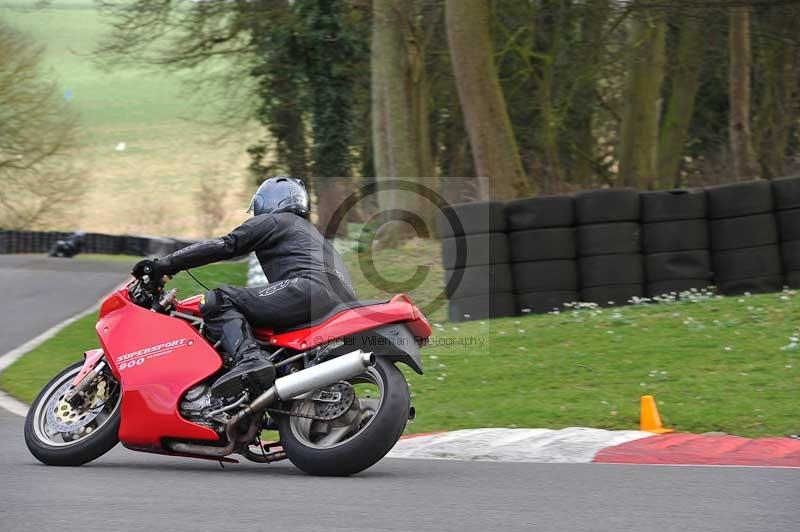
[1,1,255,237]
[2,240,798,438]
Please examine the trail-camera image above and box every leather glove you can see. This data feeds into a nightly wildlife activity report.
[132,259,161,280]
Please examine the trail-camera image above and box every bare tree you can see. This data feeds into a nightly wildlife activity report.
[0,22,83,229]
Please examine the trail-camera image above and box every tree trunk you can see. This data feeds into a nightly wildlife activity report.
[754,17,800,179]
[657,14,706,187]
[446,0,531,199]
[728,6,759,180]
[618,3,666,189]
[565,0,608,185]
[371,0,436,247]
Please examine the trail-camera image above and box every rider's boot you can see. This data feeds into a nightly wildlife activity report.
[210,319,275,398]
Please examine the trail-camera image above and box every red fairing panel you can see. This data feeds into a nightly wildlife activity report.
[71,348,105,387]
[261,294,432,350]
[96,292,221,450]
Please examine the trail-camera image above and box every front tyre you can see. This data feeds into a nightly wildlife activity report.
[278,357,410,476]
[25,360,121,466]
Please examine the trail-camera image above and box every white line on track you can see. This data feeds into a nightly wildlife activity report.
[0,300,103,417]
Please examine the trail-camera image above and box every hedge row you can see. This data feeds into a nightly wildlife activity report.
[439,176,800,321]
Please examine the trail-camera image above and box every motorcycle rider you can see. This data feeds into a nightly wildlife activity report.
[132,176,356,397]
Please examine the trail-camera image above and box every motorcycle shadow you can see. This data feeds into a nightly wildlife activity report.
[60,457,398,479]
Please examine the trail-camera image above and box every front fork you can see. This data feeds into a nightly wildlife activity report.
[65,348,107,405]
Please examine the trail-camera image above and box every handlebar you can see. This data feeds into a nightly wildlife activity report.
[128,275,175,313]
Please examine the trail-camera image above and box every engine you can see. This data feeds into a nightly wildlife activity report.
[178,384,240,430]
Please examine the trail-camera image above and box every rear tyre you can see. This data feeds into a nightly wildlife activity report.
[24,361,121,466]
[278,357,410,476]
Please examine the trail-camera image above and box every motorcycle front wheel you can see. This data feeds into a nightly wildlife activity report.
[277,356,411,476]
[24,360,121,466]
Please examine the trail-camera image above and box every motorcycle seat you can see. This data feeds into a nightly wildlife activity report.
[271,299,390,334]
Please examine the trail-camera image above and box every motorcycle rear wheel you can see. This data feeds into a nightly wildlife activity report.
[25,360,121,466]
[277,357,410,476]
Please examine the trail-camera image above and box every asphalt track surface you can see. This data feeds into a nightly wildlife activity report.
[0,255,132,354]
[0,255,798,532]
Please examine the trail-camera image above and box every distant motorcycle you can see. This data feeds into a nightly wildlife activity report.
[25,273,430,475]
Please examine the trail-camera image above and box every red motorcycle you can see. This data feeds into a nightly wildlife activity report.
[24,274,430,476]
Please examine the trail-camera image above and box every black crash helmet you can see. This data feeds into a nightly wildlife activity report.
[248,176,310,218]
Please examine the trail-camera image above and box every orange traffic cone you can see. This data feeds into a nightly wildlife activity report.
[639,395,674,434]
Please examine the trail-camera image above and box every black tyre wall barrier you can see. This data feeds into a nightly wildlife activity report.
[717,276,784,295]
[575,188,642,306]
[772,175,800,211]
[441,201,514,322]
[644,251,713,283]
[436,200,506,238]
[641,187,711,297]
[574,188,639,224]
[781,240,800,271]
[0,230,197,257]
[642,219,709,253]
[640,188,706,222]
[707,182,782,294]
[508,228,576,262]
[448,292,517,322]
[441,233,510,269]
[710,214,779,251]
[504,194,578,314]
[442,179,800,320]
[512,260,579,293]
[577,223,640,256]
[706,180,774,219]
[777,209,800,242]
[773,177,800,289]
[444,263,514,299]
[579,254,644,288]
[712,245,782,279]
[505,196,574,230]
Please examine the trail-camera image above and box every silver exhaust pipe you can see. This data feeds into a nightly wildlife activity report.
[168,350,375,458]
[275,349,375,400]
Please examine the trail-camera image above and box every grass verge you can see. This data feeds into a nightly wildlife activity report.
[0,262,246,401]
[2,240,797,438]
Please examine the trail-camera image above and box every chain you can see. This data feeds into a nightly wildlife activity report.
[265,406,341,422]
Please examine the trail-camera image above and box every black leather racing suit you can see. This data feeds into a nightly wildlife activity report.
[157,213,356,363]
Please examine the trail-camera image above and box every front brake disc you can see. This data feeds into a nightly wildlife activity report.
[45,378,105,433]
